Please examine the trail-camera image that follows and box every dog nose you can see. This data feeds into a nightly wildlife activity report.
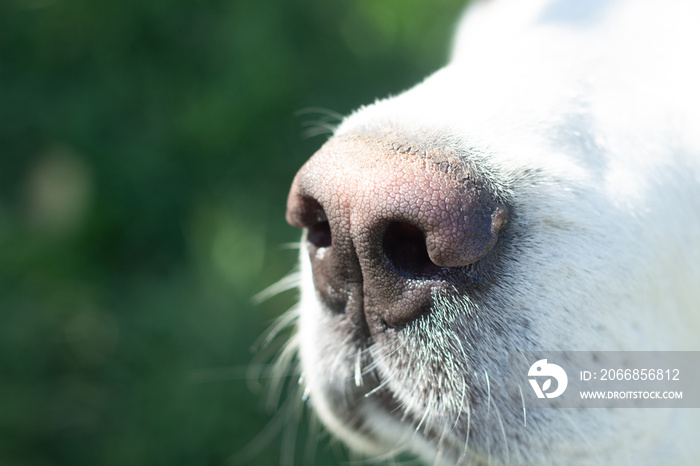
[286,134,507,334]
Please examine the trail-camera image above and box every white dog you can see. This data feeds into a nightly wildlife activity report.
[283,0,700,464]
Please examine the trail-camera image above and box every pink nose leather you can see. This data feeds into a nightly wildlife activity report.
[286,134,507,334]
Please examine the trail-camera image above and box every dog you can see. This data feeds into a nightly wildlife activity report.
[282,0,700,464]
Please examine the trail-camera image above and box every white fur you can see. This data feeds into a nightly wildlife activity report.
[291,0,700,464]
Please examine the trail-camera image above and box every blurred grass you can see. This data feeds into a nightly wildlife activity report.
[0,0,466,464]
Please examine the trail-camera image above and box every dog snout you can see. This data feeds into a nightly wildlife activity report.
[286,134,507,334]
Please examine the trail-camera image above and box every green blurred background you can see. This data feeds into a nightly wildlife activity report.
[0,0,466,464]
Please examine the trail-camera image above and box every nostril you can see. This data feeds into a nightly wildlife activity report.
[307,221,332,248]
[383,222,438,277]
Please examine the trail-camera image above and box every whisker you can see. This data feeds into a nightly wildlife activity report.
[253,270,302,305]
[484,369,492,419]
[294,107,344,139]
[354,348,364,387]
[265,335,301,411]
[518,384,527,428]
[412,392,433,435]
[294,107,345,121]
[301,123,337,139]
[456,399,472,466]
[250,306,299,353]
[364,376,391,398]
